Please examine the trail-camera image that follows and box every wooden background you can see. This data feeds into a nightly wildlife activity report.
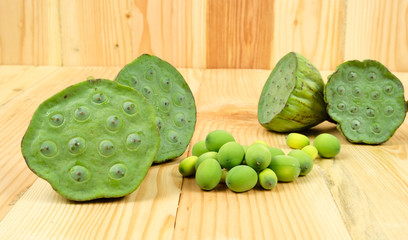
[0,0,407,71]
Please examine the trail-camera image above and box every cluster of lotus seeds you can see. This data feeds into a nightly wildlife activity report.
[178,130,341,193]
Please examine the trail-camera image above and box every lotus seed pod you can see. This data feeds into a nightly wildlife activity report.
[205,130,235,152]
[313,133,341,158]
[226,165,258,193]
[301,145,318,160]
[195,158,222,191]
[21,79,160,201]
[288,149,314,176]
[245,143,271,172]
[178,156,198,177]
[258,168,278,190]
[268,147,285,158]
[192,140,208,157]
[116,54,197,162]
[195,151,218,170]
[258,52,328,132]
[269,155,301,182]
[286,133,310,149]
[220,168,228,183]
[325,60,407,144]
[217,142,245,170]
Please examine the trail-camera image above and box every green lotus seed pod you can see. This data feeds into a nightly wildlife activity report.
[258,52,328,132]
[195,158,222,191]
[268,147,285,157]
[205,130,235,152]
[313,133,341,158]
[195,151,218,170]
[116,54,197,162]
[258,168,278,190]
[245,143,271,172]
[286,133,310,149]
[288,149,314,176]
[21,79,160,201]
[192,140,208,157]
[217,142,245,170]
[269,155,301,182]
[301,145,318,160]
[178,156,198,177]
[220,168,228,183]
[325,60,407,144]
[226,165,258,193]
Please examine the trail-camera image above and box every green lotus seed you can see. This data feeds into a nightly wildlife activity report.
[195,151,218,170]
[40,141,58,157]
[385,106,394,116]
[286,133,310,149]
[160,98,170,111]
[167,131,179,143]
[126,133,142,151]
[70,165,90,182]
[268,155,300,182]
[337,102,346,111]
[145,68,156,81]
[106,115,122,131]
[49,113,64,127]
[367,72,376,81]
[122,101,137,115]
[218,142,245,170]
[92,92,107,104]
[174,112,186,127]
[337,86,345,95]
[371,91,380,100]
[268,147,285,158]
[348,71,357,81]
[301,145,318,160]
[99,140,115,156]
[353,87,362,97]
[351,119,361,130]
[192,140,208,157]
[313,133,341,158]
[384,84,393,94]
[160,77,172,91]
[288,149,314,176]
[205,130,235,152]
[155,117,163,130]
[371,123,382,134]
[172,93,185,106]
[109,163,127,180]
[178,156,198,177]
[195,158,222,191]
[226,165,258,193]
[258,168,278,190]
[68,137,86,155]
[366,108,375,117]
[245,143,271,172]
[142,86,152,98]
[220,168,228,183]
[74,106,91,122]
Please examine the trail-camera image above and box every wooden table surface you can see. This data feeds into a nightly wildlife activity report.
[0,66,407,240]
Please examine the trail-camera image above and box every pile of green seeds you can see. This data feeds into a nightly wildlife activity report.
[178,130,341,192]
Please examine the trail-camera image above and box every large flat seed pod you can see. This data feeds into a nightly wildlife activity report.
[116,54,197,163]
[21,79,160,201]
[325,60,407,144]
[258,52,328,132]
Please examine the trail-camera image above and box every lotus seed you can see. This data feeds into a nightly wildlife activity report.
[367,72,376,81]
[174,112,186,127]
[384,84,393,94]
[337,102,346,111]
[160,98,170,111]
[109,163,127,179]
[245,143,271,172]
[371,91,380,100]
[353,87,362,97]
[348,71,357,81]
[178,156,198,177]
[92,93,107,104]
[106,115,122,131]
[258,168,278,190]
[145,68,156,81]
[143,86,152,98]
[351,120,361,130]
[313,133,341,158]
[205,130,235,152]
[218,142,245,170]
[366,108,375,117]
[160,77,172,91]
[350,106,359,113]
[126,133,142,151]
[68,137,86,155]
[172,94,185,106]
[122,101,137,115]
[301,145,318,160]
[195,158,222,191]
[70,165,90,182]
[99,140,115,156]
[74,106,91,121]
[131,76,138,87]
[371,124,382,134]
[167,131,178,143]
[288,149,314,176]
[286,133,310,149]
[49,113,64,127]
[192,140,208,157]
[155,117,163,130]
[337,86,345,95]
[268,155,300,182]
[226,165,258,192]
[195,152,218,170]
[385,106,394,116]
[40,141,58,157]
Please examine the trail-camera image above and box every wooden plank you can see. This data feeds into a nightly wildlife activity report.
[173,69,351,239]
[344,0,408,72]
[0,0,61,65]
[272,0,346,70]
